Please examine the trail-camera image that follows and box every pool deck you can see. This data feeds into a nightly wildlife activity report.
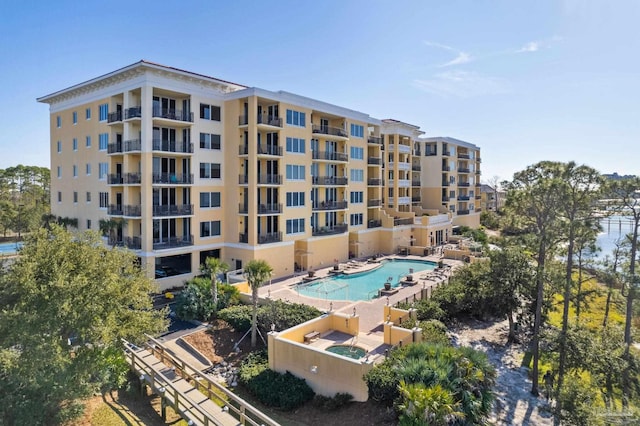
[260,255,459,337]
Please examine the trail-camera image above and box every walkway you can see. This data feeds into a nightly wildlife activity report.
[123,337,280,426]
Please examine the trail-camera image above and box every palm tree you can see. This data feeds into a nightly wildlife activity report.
[244,259,273,347]
[98,218,124,248]
[201,257,229,311]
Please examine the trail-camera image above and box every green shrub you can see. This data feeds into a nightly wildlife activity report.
[218,305,253,331]
[239,351,314,410]
[420,320,450,346]
[399,317,418,330]
[364,358,402,405]
[218,300,321,333]
[414,299,446,322]
[174,278,241,321]
[313,392,354,410]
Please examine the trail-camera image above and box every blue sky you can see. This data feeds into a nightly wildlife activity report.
[1,0,639,181]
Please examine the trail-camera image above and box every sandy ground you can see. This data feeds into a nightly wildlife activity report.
[451,319,554,426]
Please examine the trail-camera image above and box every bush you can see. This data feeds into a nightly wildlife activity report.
[480,210,501,230]
[414,299,446,322]
[239,351,314,410]
[218,305,253,331]
[363,358,401,405]
[174,278,241,321]
[420,320,450,346]
[218,300,321,333]
[313,392,354,411]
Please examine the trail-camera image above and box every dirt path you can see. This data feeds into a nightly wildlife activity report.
[450,319,554,426]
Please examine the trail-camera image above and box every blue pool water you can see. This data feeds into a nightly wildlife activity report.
[0,242,22,256]
[297,259,436,301]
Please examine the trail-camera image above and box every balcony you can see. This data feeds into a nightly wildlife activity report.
[441,181,450,187]
[368,178,382,186]
[442,196,450,202]
[414,150,421,156]
[152,173,194,184]
[442,165,450,171]
[425,150,437,156]
[412,180,421,187]
[477,157,482,163]
[152,107,193,123]
[108,174,123,185]
[125,106,142,119]
[312,176,347,186]
[368,136,382,145]
[312,224,348,236]
[124,173,141,184]
[258,203,283,214]
[412,164,422,171]
[458,167,470,173]
[394,217,414,226]
[107,111,122,123]
[238,145,248,155]
[153,235,194,250]
[312,200,348,211]
[458,195,470,201]
[367,220,382,229]
[152,139,194,154]
[368,199,381,207]
[153,204,193,217]
[257,232,282,244]
[458,182,470,187]
[443,150,451,156]
[123,205,141,217]
[108,205,123,215]
[257,174,282,185]
[312,124,348,138]
[312,151,349,162]
[368,157,382,165]
[258,145,283,156]
[458,153,470,159]
[412,196,421,202]
[238,175,248,184]
[258,114,282,127]
[107,139,142,154]
[239,233,249,243]
[109,236,141,250]
[458,210,470,215]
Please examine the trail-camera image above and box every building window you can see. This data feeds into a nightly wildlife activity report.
[87,219,91,230]
[200,104,221,121]
[199,192,221,208]
[56,116,61,128]
[99,133,108,150]
[449,205,456,213]
[286,218,305,234]
[286,191,305,207]
[350,124,364,138]
[350,146,364,160]
[98,162,108,180]
[56,141,61,153]
[350,213,363,226]
[73,111,78,124]
[285,109,306,127]
[200,133,221,150]
[285,137,305,153]
[86,108,91,120]
[86,191,91,202]
[350,191,363,204]
[99,103,108,121]
[350,169,364,182]
[200,220,221,237]
[99,192,109,208]
[57,166,61,178]
[86,163,91,175]
[73,138,78,151]
[286,164,305,180]
[73,191,78,203]
[86,136,91,148]
[199,163,221,179]
[57,191,62,203]
[73,165,78,178]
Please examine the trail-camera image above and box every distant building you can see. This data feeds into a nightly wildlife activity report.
[603,172,637,181]
[480,184,504,212]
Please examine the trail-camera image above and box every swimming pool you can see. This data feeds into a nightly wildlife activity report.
[297,259,436,301]
[326,344,367,360]
[0,242,22,256]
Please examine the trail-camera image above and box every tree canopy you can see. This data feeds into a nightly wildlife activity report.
[0,225,167,424]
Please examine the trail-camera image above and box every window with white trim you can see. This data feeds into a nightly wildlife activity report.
[286,137,305,153]
[200,104,221,121]
[57,166,61,178]
[73,165,78,178]
[200,133,221,150]
[73,111,77,125]
[350,169,364,182]
[286,191,305,207]
[57,191,62,202]
[350,146,364,160]
[199,192,221,208]
[200,220,221,237]
[73,191,78,203]
[99,192,109,208]
[56,116,61,128]
[286,218,305,234]
[350,124,364,138]
[199,163,221,179]
[350,191,363,204]
[350,213,363,226]
[99,104,108,121]
[56,141,61,153]
[86,136,91,148]
[73,138,78,151]
[285,109,306,127]
[286,164,305,180]
[86,163,91,175]
[85,108,91,120]
[86,192,91,202]
[98,133,108,150]
[98,162,108,180]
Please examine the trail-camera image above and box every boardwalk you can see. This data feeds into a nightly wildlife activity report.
[123,337,280,426]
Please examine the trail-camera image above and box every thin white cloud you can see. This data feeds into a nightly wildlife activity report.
[413,70,510,98]
[423,40,473,67]
[516,41,540,53]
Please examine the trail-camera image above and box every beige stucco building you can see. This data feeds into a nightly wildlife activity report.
[38,61,481,290]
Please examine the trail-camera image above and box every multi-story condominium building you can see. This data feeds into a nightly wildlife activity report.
[38,61,480,290]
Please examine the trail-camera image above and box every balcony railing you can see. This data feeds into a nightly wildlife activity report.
[312,200,348,211]
[153,204,193,217]
[312,151,349,161]
[367,220,382,229]
[312,224,348,236]
[108,174,123,185]
[458,195,470,201]
[442,181,450,187]
[109,236,141,250]
[239,145,248,155]
[258,232,282,244]
[124,173,141,184]
[125,106,142,119]
[107,111,122,123]
[152,173,194,184]
[458,167,470,173]
[414,150,421,156]
[368,157,382,165]
[238,204,248,214]
[108,204,123,215]
[442,196,450,202]
[368,199,381,207]
[152,139,194,154]
[458,210,470,215]
[257,174,282,185]
[107,139,141,154]
[442,165,450,171]
[239,233,248,243]
[258,203,283,214]
[412,180,421,186]
[312,176,348,185]
[458,153,470,159]
[443,150,451,156]
[257,114,282,127]
[425,150,438,156]
[312,124,348,138]
[367,178,382,186]
[412,164,422,171]
[412,196,421,202]
[476,195,482,200]
[394,217,414,226]
[153,235,194,250]
[107,142,122,154]
[152,107,193,123]
[238,175,248,184]
[257,145,283,156]
[458,182,470,187]
[123,205,141,217]
[368,136,382,145]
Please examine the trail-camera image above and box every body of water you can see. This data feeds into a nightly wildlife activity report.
[595,215,636,260]
[0,241,22,256]
[297,259,436,301]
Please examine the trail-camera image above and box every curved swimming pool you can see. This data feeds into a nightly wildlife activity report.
[297,259,435,301]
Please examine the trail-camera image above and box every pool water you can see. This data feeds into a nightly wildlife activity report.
[297,259,435,301]
[0,242,22,256]
[326,345,366,360]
